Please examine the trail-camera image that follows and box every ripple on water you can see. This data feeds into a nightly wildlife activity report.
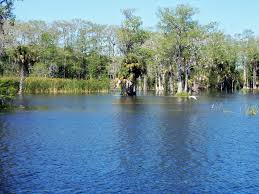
[0,94,259,193]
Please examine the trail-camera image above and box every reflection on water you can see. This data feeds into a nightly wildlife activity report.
[0,93,259,193]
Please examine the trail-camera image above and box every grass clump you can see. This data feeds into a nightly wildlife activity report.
[175,92,190,97]
[246,105,258,116]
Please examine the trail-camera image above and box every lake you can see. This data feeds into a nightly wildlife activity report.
[0,92,259,193]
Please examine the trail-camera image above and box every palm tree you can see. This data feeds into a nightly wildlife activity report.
[14,45,38,94]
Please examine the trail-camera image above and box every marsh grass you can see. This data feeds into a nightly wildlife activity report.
[175,92,189,97]
[0,77,110,94]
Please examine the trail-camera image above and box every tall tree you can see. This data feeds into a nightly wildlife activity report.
[246,33,259,89]
[13,45,38,94]
[158,5,198,93]
[117,9,149,96]
[0,0,16,56]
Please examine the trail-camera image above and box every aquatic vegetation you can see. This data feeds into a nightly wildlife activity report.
[246,105,258,116]
[240,88,250,94]
[175,92,190,97]
[0,77,110,94]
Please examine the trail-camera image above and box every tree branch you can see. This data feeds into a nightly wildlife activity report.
[0,0,6,5]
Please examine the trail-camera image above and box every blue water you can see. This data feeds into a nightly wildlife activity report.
[0,93,259,193]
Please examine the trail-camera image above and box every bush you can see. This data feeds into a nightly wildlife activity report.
[0,78,19,108]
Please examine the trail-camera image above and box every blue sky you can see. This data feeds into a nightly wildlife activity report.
[14,0,259,35]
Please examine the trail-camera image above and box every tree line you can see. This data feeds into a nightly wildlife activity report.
[1,2,259,96]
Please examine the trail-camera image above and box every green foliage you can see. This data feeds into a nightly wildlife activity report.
[118,9,149,54]
[117,9,149,84]
[119,53,144,80]
[0,77,109,94]
[30,62,48,77]
[157,5,200,93]
[0,0,16,25]
[175,92,189,97]
[87,51,109,79]
[13,45,39,73]
[0,3,256,95]
[0,0,17,58]
[26,77,110,93]
[0,77,18,108]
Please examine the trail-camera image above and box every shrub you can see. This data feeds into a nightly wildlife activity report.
[0,78,19,108]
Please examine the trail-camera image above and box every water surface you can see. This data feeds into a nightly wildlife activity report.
[0,93,259,193]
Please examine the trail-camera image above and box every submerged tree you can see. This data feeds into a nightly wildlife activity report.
[235,30,259,90]
[247,35,259,89]
[117,9,149,96]
[158,5,199,94]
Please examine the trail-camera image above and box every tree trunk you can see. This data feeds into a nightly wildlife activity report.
[120,79,136,96]
[169,73,174,94]
[18,65,25,95]
[63,54,66,78]
[243,61,248,89]
[0,21,5,57]
[137,77,142,91]
[156,73,164,95]
[158,75,162,91]
[155,73,158,91]
[184,69,188,92]
[143,75,147,92]
[176,56,183,94]
[176,69,182,94]
[162,73,165,91]
[0,21,4,35]
[158,74,164,92]
[253,61,257,89]
[192,80,199,93]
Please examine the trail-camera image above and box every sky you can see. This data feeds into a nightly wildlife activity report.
[14,0,259,35]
